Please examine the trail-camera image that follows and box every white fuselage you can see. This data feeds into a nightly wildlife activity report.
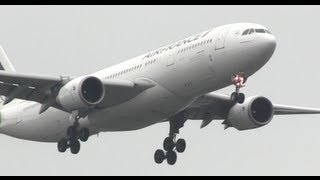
[0,23,276,142]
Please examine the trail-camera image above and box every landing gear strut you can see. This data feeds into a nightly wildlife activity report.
[154,114,187,165]
[230,72,247,104]
[57,113,90,154]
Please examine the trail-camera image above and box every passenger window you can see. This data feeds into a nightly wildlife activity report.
[242,29,249,35]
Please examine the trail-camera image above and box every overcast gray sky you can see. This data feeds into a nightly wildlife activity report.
[0,5,320,176]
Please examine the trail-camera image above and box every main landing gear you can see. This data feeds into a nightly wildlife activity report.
[154,114,187,165]
[230,73,247,104]
[57,114,90,154]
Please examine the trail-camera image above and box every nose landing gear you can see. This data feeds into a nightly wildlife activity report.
[230,73,247,104]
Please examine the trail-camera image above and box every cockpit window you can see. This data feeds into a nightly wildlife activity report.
[265,29,272,34]
[248,28,254,34]
[242,29,249,35]
[255,29,265,33]
[242,28,272,36]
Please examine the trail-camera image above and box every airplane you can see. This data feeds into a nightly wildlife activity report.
[0,22,319,166]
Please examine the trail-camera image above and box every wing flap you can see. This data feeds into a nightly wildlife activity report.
[0,82,48,104]
[0,72,63,111]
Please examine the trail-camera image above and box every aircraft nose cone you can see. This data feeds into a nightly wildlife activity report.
[263,34,277,56]
[255,34,276,63]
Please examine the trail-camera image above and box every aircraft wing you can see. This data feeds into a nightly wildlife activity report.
[0,71,155,113]
[272,104,320,115]
[96,78,155,109]
[182,92,320,128]
[0,71,65,110]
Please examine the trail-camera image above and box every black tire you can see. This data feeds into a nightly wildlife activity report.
[154,149,165,164]
[163,137,175,152]
[166,151,177,165]
[176,139,186,153]
[79,128,90,142]
[57,139,68,153]
[238,93,245,104]
[67,126,77,138]
[230,92,238,103]
[70,140,81,154]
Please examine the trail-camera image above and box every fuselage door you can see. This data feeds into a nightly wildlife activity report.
[215,28,230,50]
[166,53,175,67]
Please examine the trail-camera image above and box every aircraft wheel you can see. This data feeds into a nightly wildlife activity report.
[70,140,81,154]
[163,137,175,152]
[230,92,238,103]
[166,151,177,165]
[67,126,77,138]
[238,93,245,104]
[176,139,186,153]
[79,128,90,142]
[57,139,68,153]
[154,149,166,164]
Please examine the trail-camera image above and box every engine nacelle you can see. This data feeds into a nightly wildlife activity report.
[56,76,105,111]
[227,96,274,130]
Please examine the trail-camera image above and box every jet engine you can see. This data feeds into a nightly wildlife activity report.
[56,76,105,111]
[227,96,274,130]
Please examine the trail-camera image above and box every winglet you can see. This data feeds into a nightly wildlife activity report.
[0,46,16,73]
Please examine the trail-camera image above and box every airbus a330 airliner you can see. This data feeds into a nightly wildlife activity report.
[0,23,319,165]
